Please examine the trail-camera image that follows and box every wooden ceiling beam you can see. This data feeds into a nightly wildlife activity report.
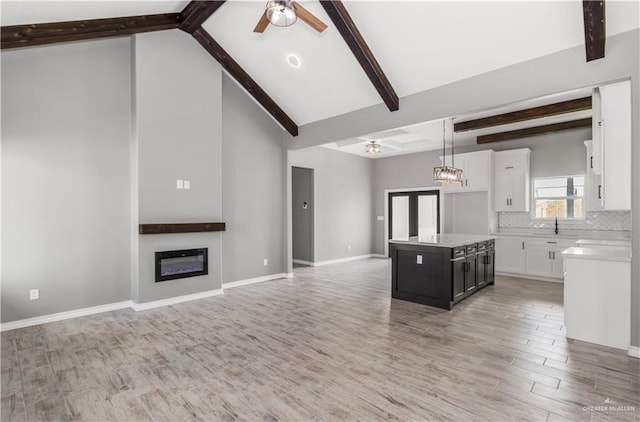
[477,118,592,144]
[582,0,606,62]
[455,96,592,132]
[180,1,226,34]
[191,27,298,137]
[1,13,182,50]
[319,0,399,112]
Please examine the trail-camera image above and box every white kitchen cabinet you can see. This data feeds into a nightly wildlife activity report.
[524,239,574,279]
[441,150,494,192]
[591,80,631,210]
[494,149,530,212]
[583,141,604,212]
[495,237,526,274]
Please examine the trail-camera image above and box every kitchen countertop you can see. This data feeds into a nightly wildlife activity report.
[562,246,631,262]
[492,231,631,242]
[389,234,495,248]
[576,239,632,247]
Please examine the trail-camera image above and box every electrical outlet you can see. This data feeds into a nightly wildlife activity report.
[184,180,190,189]
[377,216,384,221]
[263,258,268,266]
[176,179,184,189]
[30,289,39,300]
[347,244,352,251]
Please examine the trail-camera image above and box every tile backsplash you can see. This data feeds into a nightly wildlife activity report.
[498,211,632,231]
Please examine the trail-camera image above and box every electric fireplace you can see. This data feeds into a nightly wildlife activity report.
[155,248,208,282]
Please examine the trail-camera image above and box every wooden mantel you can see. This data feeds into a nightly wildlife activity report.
[139,222,225,234]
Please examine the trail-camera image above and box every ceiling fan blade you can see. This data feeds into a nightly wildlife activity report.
[292,2,327,33]
[253,11,270,33]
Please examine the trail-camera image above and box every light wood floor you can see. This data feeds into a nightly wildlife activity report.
[2,258,639,421]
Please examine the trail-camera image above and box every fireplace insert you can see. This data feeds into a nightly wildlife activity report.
[155,248,208,282]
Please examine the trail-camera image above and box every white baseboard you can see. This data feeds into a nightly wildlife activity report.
[371,254,389,259]
[310,254,374,267]
[629,345,640,358]
[285,272,294,278]
[0,300,133,332]
[223,273,288,290]
[131,289,223,312]
[496,271,563,284]
[292,259,314,266]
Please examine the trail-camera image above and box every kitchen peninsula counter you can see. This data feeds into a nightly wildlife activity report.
[390,234,496,310]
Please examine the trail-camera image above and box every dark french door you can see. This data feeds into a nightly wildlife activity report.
[388,190,440,248]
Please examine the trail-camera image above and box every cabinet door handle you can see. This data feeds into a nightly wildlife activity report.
[598,185,602,199]
[522,241,524,250]
[548,251,551,260]
[465,179,468,187]
[590,156,593,169]
[505,166,514,169]
[553,251,556,260]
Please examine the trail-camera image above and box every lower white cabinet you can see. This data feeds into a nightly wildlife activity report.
[495,237,526,273]
[496,236,575,280]
[524,243,567,279]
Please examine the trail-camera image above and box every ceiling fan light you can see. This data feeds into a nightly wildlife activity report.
[266,0,297,27]
[365,141,381,154]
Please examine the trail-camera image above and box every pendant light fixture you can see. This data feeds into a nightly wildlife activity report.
[265,0,297,27]
[433,119,463,184]
[365,140,381,154]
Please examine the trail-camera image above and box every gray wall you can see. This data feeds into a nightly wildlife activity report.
[1,38,132,322]
[134,30,223,303]
[289,147,373,262]
[221,75,286,283]
[371,128,591,254]
[292,167,314,262]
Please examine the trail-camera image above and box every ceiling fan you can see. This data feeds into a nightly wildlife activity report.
[253,0,328,33]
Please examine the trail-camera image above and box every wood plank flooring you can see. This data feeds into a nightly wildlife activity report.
[2,258,639,421]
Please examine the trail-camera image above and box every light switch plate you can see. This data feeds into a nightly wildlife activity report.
[184,180,190,189]
[30,289,39,300]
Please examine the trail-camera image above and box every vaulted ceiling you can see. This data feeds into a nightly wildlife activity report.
[2,1,639,138]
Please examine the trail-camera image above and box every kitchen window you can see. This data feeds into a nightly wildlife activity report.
[532,176,585,219]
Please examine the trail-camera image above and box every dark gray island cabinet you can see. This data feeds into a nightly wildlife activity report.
[389,235,495,310]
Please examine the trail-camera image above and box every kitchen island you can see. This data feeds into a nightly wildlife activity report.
[389,234,495,310]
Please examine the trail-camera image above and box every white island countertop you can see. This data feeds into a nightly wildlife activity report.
[389,234,495,248]
[562,246,631,262]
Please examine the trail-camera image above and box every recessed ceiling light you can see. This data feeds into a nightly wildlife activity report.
[286,54,301,68]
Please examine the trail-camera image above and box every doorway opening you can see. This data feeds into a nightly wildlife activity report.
[292,167,314,266]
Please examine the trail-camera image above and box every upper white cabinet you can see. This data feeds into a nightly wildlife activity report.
[583,140,604,212]
[440,150,494,192]
[494,148,530,212]
[591,80,631,210]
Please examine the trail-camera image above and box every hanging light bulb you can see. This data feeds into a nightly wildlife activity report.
[433,119,464,184]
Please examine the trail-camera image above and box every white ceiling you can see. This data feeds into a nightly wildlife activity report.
[2,1,639,128]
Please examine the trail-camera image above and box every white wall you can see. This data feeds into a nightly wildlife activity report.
[289,147,373,263]
[1,38,132,322]
[134,30,223,303]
